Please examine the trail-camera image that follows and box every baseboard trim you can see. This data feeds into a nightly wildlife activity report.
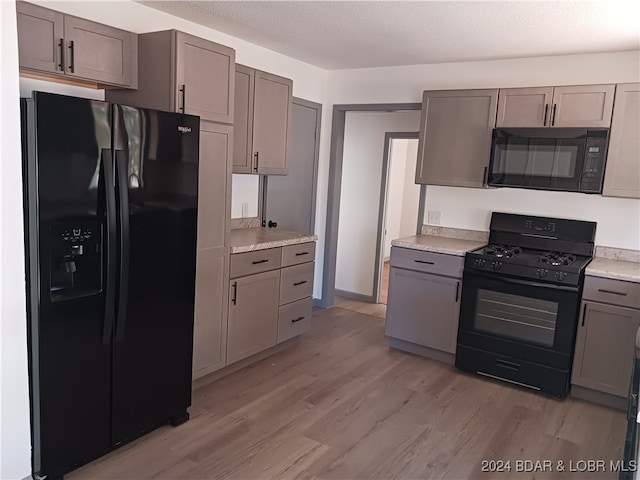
[335,289,376,303]
[192,336,300,391]
[388,337,455,365]
[570,384,627,411]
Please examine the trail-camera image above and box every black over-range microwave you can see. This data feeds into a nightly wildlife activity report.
[487,128,609,194]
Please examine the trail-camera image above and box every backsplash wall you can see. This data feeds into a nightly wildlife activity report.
[424,185,640,250]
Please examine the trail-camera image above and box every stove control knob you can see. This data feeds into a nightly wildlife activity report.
[492,261,502,271]
[557,271,567,281]
[475,259,486,268]
[540,269,548,278]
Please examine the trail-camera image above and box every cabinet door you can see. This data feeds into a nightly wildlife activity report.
[496,87,554,127]
[197,122,232,251]
[192,122,232,379]
[603,83,640,199]
[232,65,255,174]
[227,269,280,364]
[572,302,640,397]
[64,15,135,87]
[551,84,615,128]
[16,2,63,74]
[193,250,228,379]
[385,267,461,354]
[175,32,235,124]
[415,89,498,187]
[253,70,292,175]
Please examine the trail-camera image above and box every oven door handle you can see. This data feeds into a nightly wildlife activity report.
[466,270,579,292]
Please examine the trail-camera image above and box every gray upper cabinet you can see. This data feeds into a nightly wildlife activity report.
[233,65,254,174]
[496,87,554,127]
[16,1,137,88]
[497,84,615,128]
[107,30,234,124]
[16,2,63,74]
[232,65,292,175]
[603,83,640,199]
[415,89,498,187]
[572,301,640,398]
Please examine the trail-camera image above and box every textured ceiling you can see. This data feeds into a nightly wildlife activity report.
[140,1,640,69]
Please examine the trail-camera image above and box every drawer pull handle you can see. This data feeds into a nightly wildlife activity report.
[597,289,627,296]
[414,260,435,265]
[295,252,309,256]
[294,280,308,286]
[252,259,269,265]
[581,303,587,327]
[292,316,305,323]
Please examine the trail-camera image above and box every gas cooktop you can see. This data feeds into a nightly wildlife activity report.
[466,244,592,286]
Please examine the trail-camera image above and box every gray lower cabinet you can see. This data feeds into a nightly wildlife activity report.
[16,1,137,88]
[385,247,462,359]
[603,83,640,199]
[571,276,640,406]
[496,84,615,128]
[415,89,498,187]
[227,269,281,364]
[226,242,315,366]
[233,64,292,175]
[106,30,235,124]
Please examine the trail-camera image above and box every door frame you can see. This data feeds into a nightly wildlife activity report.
[319,103,422,308]
[373,132,420,303]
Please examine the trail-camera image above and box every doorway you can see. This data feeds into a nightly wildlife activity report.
[333,110,421,305]
[376,134,420,304]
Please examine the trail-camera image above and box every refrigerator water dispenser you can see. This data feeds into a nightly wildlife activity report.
[49,222,102,301]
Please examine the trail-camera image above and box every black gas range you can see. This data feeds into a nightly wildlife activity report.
[456,213,596,398]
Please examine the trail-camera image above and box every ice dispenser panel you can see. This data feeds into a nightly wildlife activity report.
[49,222,102,302]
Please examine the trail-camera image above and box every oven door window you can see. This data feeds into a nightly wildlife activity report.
[474,289,558,347]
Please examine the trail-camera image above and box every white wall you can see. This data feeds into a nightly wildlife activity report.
[384,139,420,259]
[425,186,640,250]
[335,111,420,296]
[1,2,31,478]
[230,175,260,219]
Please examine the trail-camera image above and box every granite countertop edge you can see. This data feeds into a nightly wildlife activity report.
[585,257,640,284]
[391,234,487,257]
[230,228,318,254]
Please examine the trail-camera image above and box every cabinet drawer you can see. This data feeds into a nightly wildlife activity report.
[584,276,640,309]
[278,297,312,343]
[390,247,463,278]
[280,262,314,305]
[282,242,316,267]
[230,248,281,278]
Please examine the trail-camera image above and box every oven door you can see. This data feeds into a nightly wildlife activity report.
[488,128,587,192]
[458,269,581,369]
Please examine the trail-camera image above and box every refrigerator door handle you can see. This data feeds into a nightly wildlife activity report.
[114,150,130,342]
[102,148,117,344]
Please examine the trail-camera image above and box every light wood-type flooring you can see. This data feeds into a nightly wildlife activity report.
[69,305,626,480]
[380,260,390,305]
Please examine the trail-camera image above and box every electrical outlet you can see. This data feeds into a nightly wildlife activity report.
[427,210,441,225]
[242,203,249,218]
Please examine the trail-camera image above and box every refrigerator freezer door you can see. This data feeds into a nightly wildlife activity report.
[111,105,200,443]
[24,92,113,478]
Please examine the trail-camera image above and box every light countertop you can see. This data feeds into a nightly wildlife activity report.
[586,257,640,284]
[391,234,487,257]
[230,227,317,254]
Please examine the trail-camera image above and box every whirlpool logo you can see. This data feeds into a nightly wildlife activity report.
[177,126,192,133]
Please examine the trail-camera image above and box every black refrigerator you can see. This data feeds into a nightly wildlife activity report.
[21,91,200,479]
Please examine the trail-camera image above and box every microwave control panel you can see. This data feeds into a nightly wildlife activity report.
[581,135,608,192]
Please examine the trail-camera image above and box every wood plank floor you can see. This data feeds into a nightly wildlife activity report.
[69,306,626,480]
[380,261,390,305]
